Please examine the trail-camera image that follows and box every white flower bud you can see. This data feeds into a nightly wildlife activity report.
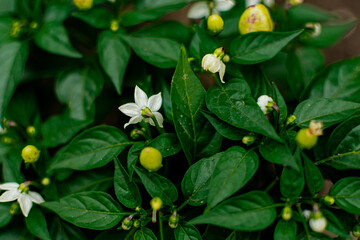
[257,95,274,114]
[309,217,327,233]
[302,209,311,220]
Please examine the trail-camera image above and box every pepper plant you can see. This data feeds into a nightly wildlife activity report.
[0,0,360,239]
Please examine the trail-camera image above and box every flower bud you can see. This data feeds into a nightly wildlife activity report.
[150,197,163,211]
[139,147,163,172]
[121,216,134,230]
[133,219,141,228]
[305,23,322,37]
[9,202,19,215]
[26,126,36,136]
[207,14,224,35]
[223,55,230,63]
[257,95,275,114]
[73,0,93,10]
[309,214,327,233]
[286,115,296,126]
[110,20,119,32]
[168,212,180,229]
[1,136,13,144]
[302,209,311,220]
[322,195,335,206]
[29,22,38,30]
[130,129,142,140]
[41,177,50,186]
[242,135,256,145]
[287,0,303,6]
[282,206,292,221]
[21,145,40,163]
[238,4,274,35]
[352,225,360,238]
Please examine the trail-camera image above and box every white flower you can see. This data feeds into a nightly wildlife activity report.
[302,209,311,220]
[257,95,274,114]
[0,181,45,217]
[187,0,236,19]
[246,0,261,7]
[309,217,327,233]
[119,86,164,129]
[202,53,226,83]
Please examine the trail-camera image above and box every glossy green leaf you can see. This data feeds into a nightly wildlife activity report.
[259,139,299,170]
[0,204,12,228]
[123,36,180,68]
[208,146,259,209]
[48,125,132,171]
[72,8,111,29]
[127,142,145,181]
[189,25,220,60]
[272,82,288,124]
[149,133,182,157]
[134,227,158,240]
[41,191,125,230]
[288,4,336,24]
[181,152,223,206]
[34,22,81,58]
[0,41,28,119]
[114,158,142,209]
[25,207,51,240]
[303,57,360,103]
[230,31,302,65]
[330,177,360,215]
[274,219,297,240]
[135,166,178,205]
[280,150,304,198]
[171,45,206,163]
[190,191,277,231]
[98,31,130,94]
[206,79,281,142]
[294,98,360,129]
[321,209,349,238]
[196,121,222,159]
[50,217,87,240]
[175,222,202,240]
[56,67,103,120]
[303,154,323,195]
[286,47,324,98]
[201,111,246,141]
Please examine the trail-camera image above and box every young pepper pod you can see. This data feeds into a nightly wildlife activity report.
[238,4,274,34]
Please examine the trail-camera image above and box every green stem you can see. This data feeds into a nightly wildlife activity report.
[125,228,137,240]
[177,199,190,212]
[159,211,164,240]
[264,176,279,193]
[151,115,165,134]
[297,204,311,240]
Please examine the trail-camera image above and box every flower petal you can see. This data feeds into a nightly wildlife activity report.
[144,118,155,126]
[148,93,162,112]
[0,190,21,202]
[208,58,222,73]
[215,0,236,11]
[134,86,148,109]
[124,115,143,129]
[0,183,19,190]
[187,2,210,19]
[219,62,226,83]
[18,194,33,217]
[119,103,140,117]
[153,112,164,128]
[28,191,45,204]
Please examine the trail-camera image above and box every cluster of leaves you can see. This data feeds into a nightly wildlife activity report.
[0,0,360,239]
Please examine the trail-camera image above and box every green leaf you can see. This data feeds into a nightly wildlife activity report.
[41,112,92,148]
[201,111,246,141]
[72,8,111,29]
[189,25,220,60]
[98,31,130,94]
[135,166,178,205]
[56,67,103,120]
[174,222,203,240]
[293,98,360,129]
[43,1,71,23]
[114,158,142,209]
[330,177,360,215]
[134,227,158,240]
[230,30,303,65]
[181,152,223,206]
[288,4,336,24]
[48,125,132,171]
[280,149,304,198]
[190,191,277,231]
[196,121,222,159]
[286,47,324,99]
[25,207,51,240]
[0,41,28,119]
[123,36,180,68]
[303,154,323,196]
[207,146,259,209]
[41,191,126,230]
[149,133,182,157]
[50,217,87,240]
[259,139,299,170]
[0,18,13,45]
[206,79,282,142]
[0,204,12,228]
[272,82,288,124]
[171,45,206,163]
[2,150,25,183]
[302,57,360,103]
[34,22,81,58]
[128,142,145,181]
[274,219,297,240]
[321,209,349,238]
[0,0,16,14]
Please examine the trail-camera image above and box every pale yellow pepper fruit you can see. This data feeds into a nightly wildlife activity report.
[238,4,274,35]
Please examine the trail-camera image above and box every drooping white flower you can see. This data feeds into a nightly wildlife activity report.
[187,0,236,19]
[119,86,163,129]
[257,95,275,114]
[309,216,327,233]
[0,181,45,217]
[202,47,227,83]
